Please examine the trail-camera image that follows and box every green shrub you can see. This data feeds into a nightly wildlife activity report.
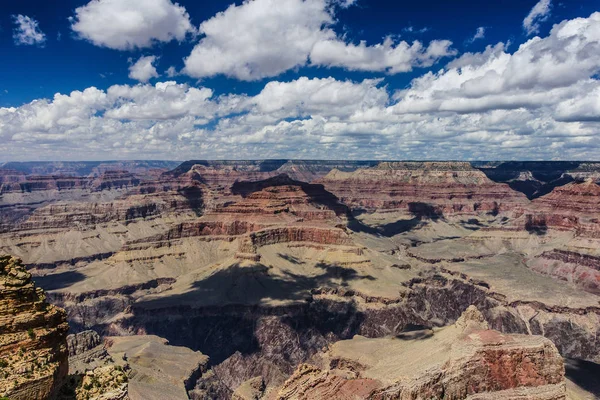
[27,328,36,340]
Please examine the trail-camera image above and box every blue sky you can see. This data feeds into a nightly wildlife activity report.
[0,0,599,160]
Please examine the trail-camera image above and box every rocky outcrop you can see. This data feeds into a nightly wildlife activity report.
[70,365,129,400]
[0,255,69,400]
[275,307,566,400]
[0,175,89,194]
[167,160,377,185]
[239,226,353,253]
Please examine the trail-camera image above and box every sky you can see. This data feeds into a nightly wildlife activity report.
[0,0,599,161]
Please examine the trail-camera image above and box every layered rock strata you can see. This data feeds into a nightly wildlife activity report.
[320,162,528,215]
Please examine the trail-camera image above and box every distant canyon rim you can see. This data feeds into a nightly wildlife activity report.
[1,159,599,400]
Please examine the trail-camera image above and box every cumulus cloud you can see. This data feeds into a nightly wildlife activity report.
[128,56,160,83]
[183,0,335,80]
[183,0,455,80]
[12,15,46,46]
[2,13,600,161]
[70,0,196,50]
[393,12,600,114]
[524,0,552,36]
[253,77,388,118]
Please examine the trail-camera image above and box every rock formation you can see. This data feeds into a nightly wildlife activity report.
[275,307,566,399]
[0,255,69,400]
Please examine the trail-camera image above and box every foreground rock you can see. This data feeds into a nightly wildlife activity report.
[0,255,69,400]
[275,306,566,399]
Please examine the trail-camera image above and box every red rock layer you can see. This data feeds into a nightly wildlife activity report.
[528,250,600,295]
[239,226,353,253]
[526,180,600,236]
[319,162,528,215]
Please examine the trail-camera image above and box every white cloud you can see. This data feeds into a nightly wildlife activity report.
[334,0,357,8]
[253,77,388,118]
[469,27,486,42]
[70,0,196,50]
[393,12,600,115]
[128,56,160,83]
[2,13,600,161]
[183,0,335,80]
[105,81,219,120]
[555,81,600,122]
[183,0,455,80]
[12,15,46,46]
[523,0,552,36]
[310,38,456,73]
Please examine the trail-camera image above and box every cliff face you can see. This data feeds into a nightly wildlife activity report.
[319,162,528,215]
[0,255,69,400]
[527,180,600,234]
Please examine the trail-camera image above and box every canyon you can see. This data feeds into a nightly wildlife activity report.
[0,160,599,399]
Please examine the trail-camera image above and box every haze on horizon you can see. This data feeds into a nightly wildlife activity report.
[1,0,599,161]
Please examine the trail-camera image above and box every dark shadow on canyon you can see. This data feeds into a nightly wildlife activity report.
[347,217,422,237]
[32,270,86,291]
[565,358,600,397]
[460,218,484,231]
[178,185,205,216]
[348,202,443,237]
[525,215,548,236]
[129,261,377,365]
[408,202,444,221]
[395,327,434,341]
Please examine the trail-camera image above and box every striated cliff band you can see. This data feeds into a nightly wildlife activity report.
[0,160,599,400]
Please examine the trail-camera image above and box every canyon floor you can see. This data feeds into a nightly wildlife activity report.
[0,160,599,399]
